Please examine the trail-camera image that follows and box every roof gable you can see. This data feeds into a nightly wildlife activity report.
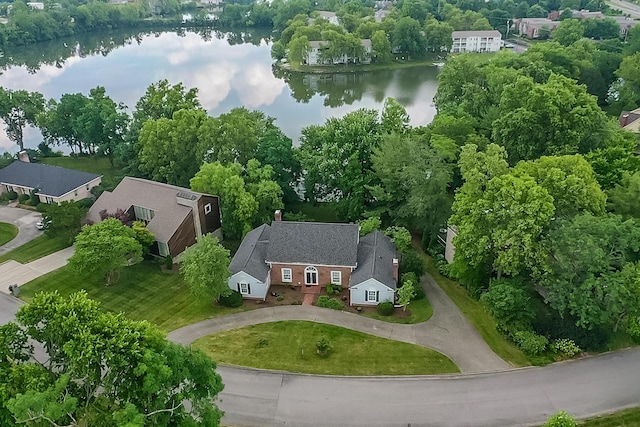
[0,161,101,197]
[229,224,271,280]
[266,221,359,266]
[349,230,397,289]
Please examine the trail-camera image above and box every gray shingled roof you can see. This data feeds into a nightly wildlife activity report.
[0,161,101,197]
[349,231,397,289]
[266,221,359,266]
[229,224,271,280]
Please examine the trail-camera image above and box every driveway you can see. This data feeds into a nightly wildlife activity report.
[0,205,42,255]
[0,292,23,326]
[169,274,509,373]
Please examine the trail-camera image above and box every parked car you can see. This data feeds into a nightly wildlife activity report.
[36,219,51,230]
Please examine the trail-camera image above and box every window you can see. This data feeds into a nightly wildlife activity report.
[305,266,318,285]
[133,205,155,222]
[366,290,378,302]
[158,242,169,257]
[204,203,212,214]
[282,268,292,282]
[330,271,341,285]
[239,283,250,295]
[45,196,53,204]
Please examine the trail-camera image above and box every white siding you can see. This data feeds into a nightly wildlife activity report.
[349,278,395,306]
[228,271,270,300]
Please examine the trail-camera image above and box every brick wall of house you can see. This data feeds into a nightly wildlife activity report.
[270,263,353,288]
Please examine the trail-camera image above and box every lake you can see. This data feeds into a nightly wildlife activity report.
[0,29,440,153]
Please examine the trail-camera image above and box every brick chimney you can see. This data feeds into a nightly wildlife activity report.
[18,151,30,163]
[274,210,282,221]
[620,113,630,128]
[392,258,399,282]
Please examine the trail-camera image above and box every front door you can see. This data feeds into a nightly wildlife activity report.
[305,266,318,285]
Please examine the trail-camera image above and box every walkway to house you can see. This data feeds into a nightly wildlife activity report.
[169,274,511,373]
[0,247,75,295]
[301,284,321,305]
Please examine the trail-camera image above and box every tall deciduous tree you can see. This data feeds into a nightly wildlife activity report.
[393,17,426,56]
[608,172,640,219]
[298,108,382,221]
[138,108,206,187]
[543,213,640,331]
[0,88,45,151]
[553,19,584,46]
[254,128,301,205]
[398,279,417,312]
[371,30,392,63]
[38,93,88,154]
[42,201,88,244]
[0,291,224,426]
[180,234,231,300]
[68,219,142,286]
[424,18,454,52]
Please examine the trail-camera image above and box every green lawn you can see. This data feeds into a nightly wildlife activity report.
[41,156,125,190]
[0,222,18,246]
[364,298,433,324]
[577,407,640,426]
[421,253,531,367]
[192,320,459,375]
[0,234,70,263]
[19,261,249,332]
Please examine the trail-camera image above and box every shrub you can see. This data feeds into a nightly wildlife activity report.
[480,279,535,332]
[325,284,334,295]
[399,249,425,277]
[551,339,581,358]
[75,198,94,209]
[512,330,548,355]
[18,194,30,204]
[401,272,424,300]
[543,410,576,427]
[276,295,285,302]
[218,290,243,308]
[377,301,395,316]
[6,191,17,201]
[36,203,49,213]
[29,191,39,206]
[165,255,173,270]
[533,309,609,351]
[326,283,341,295]
[316,337,331,357]
[316,296,343,310]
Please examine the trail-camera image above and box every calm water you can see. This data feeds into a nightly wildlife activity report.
[0,29,439,152]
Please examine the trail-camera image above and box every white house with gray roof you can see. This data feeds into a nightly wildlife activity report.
[0,155,101,204]
[228,213,398,305]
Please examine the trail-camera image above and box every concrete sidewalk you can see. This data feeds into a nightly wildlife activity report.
[168,274,510,373]
[0,246,75,295]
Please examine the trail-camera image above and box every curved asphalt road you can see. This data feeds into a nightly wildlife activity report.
[215,348,640,427]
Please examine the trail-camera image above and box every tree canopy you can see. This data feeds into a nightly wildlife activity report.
[180,234,231,300]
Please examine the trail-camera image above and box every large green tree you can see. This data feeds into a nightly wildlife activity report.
[38,93,88,155]
[543,213,640,331]
[42,201,88,244]
[0,291,223,426]
[298,108,382,221]
[180,234,231,300]
[553,19,584,46]
[68,219,142,286]
[393,17,426,56]
[608,172,640,219]
[0,88,45,151]
[424,18,454,53]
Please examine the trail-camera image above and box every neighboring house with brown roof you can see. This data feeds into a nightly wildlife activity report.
[0,153,101,204]
[228,211,398,304]
[87,177,221,258]
[516,18,560,38]
[619,107,640,133]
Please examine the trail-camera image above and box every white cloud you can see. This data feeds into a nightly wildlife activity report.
[234,63,285,108]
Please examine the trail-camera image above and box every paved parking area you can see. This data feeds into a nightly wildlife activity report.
[0,205,43,256]
[0,246,74,295]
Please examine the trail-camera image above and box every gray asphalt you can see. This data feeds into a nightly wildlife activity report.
[216,348,640,427]
[607,0,640,18]
[169,274,510,373]
[0,292,23,325]
[0,205,42,256]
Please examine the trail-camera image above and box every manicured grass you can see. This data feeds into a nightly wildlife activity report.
[420,252,531,367]
[41,156,125,190]
[19,261,249,332]
[0,234,70,263]
[578,407,640,426]
[0,222,18,246]
[192,320,459,375]
[363,298,433,324]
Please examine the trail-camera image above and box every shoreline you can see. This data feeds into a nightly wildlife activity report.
[274,58,445,74]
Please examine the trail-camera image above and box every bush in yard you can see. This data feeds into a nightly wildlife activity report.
[316,337,331,356]
[316,296,343,310]
[17,193,29,204]
[543,410,576,427]
[165,254,173,270]
[276,295,285,302]
[218,290,243,308]
[399,249,425,277]
[36,203,48,212]
[551,339,581,358]
[377,301,395,316]
[28,190,39,206]
[401,272,424,300]
[511,330,548,355]
[480,279,535,332]
[7,191,17,200]
[325,283,335,295]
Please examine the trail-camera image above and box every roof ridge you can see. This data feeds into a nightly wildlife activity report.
[240,224,269,269]
[124,176,205,196]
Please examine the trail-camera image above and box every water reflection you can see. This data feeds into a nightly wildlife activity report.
[0,29,439,152]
